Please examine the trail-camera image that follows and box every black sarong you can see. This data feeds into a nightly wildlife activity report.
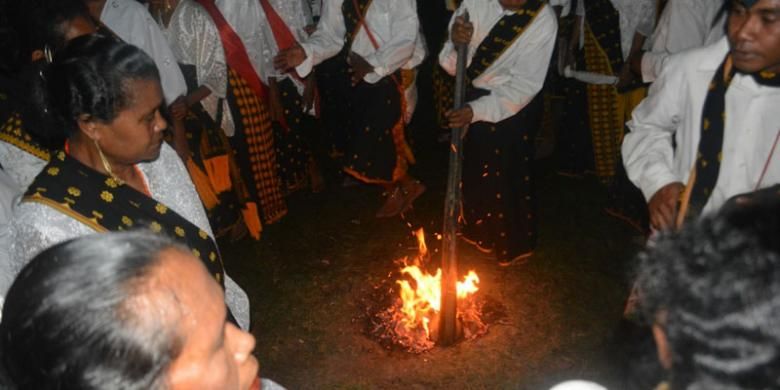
[461,90,544,262]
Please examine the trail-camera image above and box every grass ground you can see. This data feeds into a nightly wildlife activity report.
[221,126,645,389]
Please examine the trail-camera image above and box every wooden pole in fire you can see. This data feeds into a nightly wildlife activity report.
[439,10,469,347]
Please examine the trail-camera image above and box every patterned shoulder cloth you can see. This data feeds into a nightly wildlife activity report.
[466,0,547,83]
[23,150,226,287]
[583,0,623,75]
[684,56,780,219]
[435,0,548,114]
[0,113,51,161]
[341,0,373,50]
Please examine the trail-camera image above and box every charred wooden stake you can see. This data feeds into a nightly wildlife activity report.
[438,10,469,347]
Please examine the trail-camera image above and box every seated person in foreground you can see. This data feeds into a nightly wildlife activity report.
[7,34,250,329]
[1,232,285,389]
[635,191,780,389]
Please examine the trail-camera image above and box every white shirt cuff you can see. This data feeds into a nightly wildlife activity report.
[295,44,315,78]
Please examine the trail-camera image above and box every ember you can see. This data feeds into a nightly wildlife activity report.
[368,229,488,353]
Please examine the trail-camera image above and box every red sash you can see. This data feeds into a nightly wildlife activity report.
[258,0,320,119]
[196,0,267,100]
[258,0,300,78]
[349,0,399,87]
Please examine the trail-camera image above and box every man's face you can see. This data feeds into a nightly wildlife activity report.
[728,0,780,73]
[499,0,527,11]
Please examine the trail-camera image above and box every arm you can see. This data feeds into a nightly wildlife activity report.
[361,0,419,83]
[123,4,188,105]
[0,171,19,297]
[169,2,227,100]
[467,8,558,124]
[624,54,691,229]
[563,7,584,68]
[438,1,470,76]
[640,0,712,82]
[9,205,80,284]
[256,1,311,84]
[295,0,347,77]
[619,32,647,88]
[623,54,688,227]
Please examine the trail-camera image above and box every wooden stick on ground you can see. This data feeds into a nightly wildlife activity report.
[439,10,469,347]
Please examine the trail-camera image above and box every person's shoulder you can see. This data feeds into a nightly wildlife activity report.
[0,169,20,220]
[108,0,148,14]
[665,37,729,74]
[101,0,154,33]
[538,2,558,21]
[102,0,147,18]
[150,142,183,170]
[462,0,491,9]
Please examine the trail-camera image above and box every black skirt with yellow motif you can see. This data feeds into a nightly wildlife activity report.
[225,67,287,225]
[343,72,414,184]
[271,78,314,194]
[461,91,544,262]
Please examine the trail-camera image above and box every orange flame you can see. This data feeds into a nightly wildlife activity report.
[394,229,480,339]
[414,228,428,258]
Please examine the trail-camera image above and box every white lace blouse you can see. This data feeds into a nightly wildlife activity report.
[9,143,251,330]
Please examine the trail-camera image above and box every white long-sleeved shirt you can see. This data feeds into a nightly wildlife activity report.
[295,0,419,84]
[641,0,726,83]
[256,0,311,95]
[0,142,47,191]
[168,0,271,137]
[0,168,20,307]
[623,38,780,216]
[438,0,557,124]
[9,144,251,330]
[100,0,187,105]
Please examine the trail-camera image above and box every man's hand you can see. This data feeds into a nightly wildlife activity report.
[347,52,374,86]
[274,43,306,72]
[445,105,473,129]
[170,119,192,162]
[648,182,685,230]
[450,14,473,46]
[630,51,644,78]
[168,96,188,122]
[302,74,317,112]
[615,64,635,91]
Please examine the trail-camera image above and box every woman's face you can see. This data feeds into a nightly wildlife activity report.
[158,250,259,390]
[92,78,167,164]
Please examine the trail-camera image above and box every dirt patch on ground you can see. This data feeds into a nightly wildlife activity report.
[221,144,643,388]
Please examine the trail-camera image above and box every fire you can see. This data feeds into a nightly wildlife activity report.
[377,228,483,352]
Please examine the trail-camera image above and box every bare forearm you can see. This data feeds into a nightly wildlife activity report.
[568,16,583,52]
[185,86,212,107]
[629,33,647,58]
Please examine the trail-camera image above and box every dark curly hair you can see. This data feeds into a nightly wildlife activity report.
[0,231,186,389]
[31,34,161,141]
[637,192,780,389]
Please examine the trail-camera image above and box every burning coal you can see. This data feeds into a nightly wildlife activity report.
[364,229,488,353]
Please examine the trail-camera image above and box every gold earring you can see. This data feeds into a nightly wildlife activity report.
[43,44,53,64]
[94,139,123,184]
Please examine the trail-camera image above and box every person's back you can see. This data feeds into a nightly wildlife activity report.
[636,191,780,389]
[0,167,20,310]
[639,0,726,82]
